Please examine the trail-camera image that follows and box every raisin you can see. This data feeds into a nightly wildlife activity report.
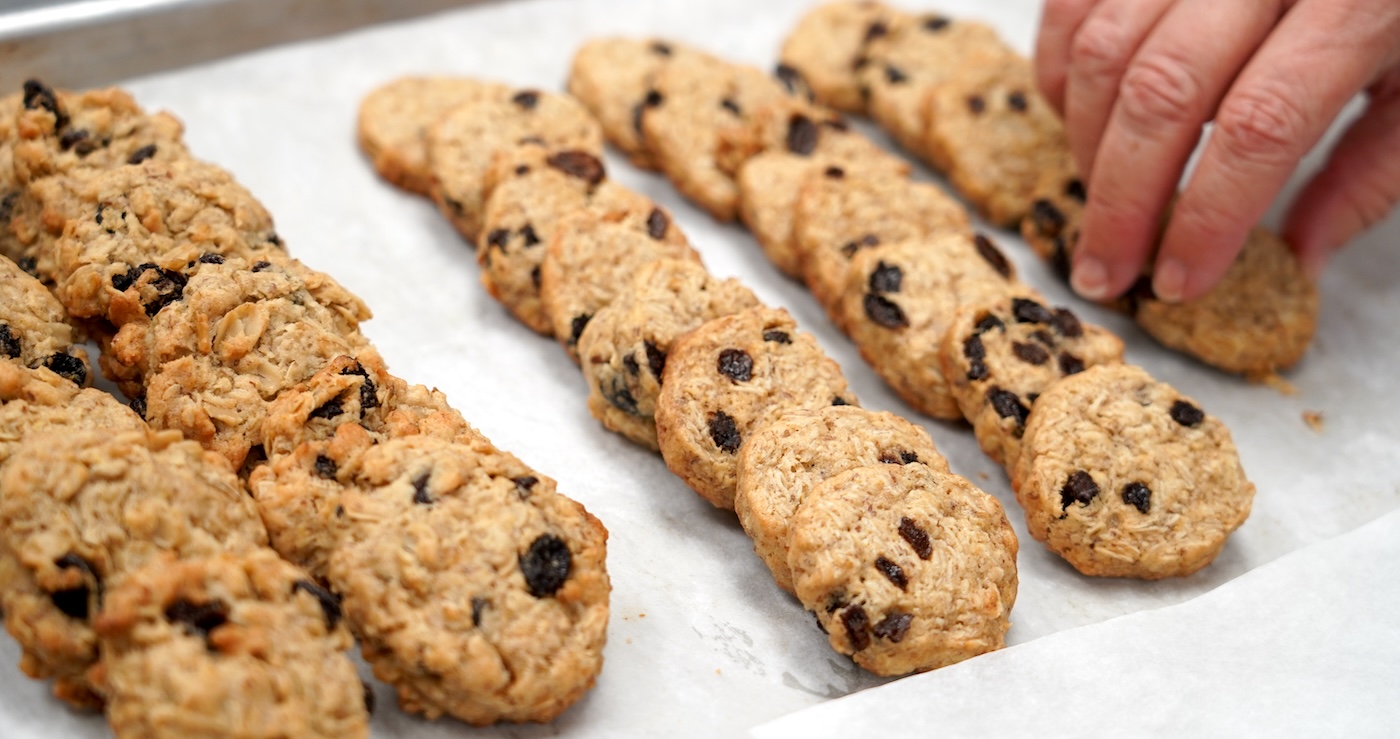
[339,362,380,412]
[51,553,100,620]
[1170,400,1205,428]
[864,21,889,41]
[22,80,66,129]
[1013,341,1051,366]
[16,257,37,277]
[841,605,871,651]
[874,556,908,589]
[129,396,146,420]
[0,324,19,358]
[514,476,539,499]
[520,534,571,597]
[1058,352,1086,376]
[266,232,284,247]
[831,396,850,406]
[309,397,343,420]
[975,313,1005,335]
[720,98,741,115]
[824,166,845,179]
[967,95,986,114]
[486,229,510,251]
[251,260,272,272]
[898,517,932,559]
[43,353,87,386]
[967,359,989,381]
[646,208,670,240]
[519,224,541,248]
[530,265,542,289]
[762,330,791,344]
[863,293,908,328]
[1124,276,1157,315]
[1051,237,1073,281]
[111,263,187,317]
[1122,481,1152,514]
[900,450,920,464]
[1012,297,1054,324]
[314,455,337,479]
[514,164,530,176]
[645,340,667,379]
[868,261,903,293]
[963,334,986,362]
[923,15,951,31]
[1007,91,1028,112]
[708,410,741,453]
[292,580,343,630]
[511,90,540,109]
[59,128,89,151]
[1060,470,1100,509]
[873,612,913,642]
[546,151,605,186]
[841,233,880,258]
[363,682,377,715]
[408,472,433,505]
[569,314,592,347]
[1031,330,1055,346]
[1051,307,1084,337]
[884,65,908,85]
[198,253,226,264]
[165,599,229,645]
[127,144,157,165]
[988,388,1030,426]
[974,233,1012,278]
[649,41,672,56]
[0,192,16,221]
[1065,178,1087,202]
[623,353,640,375]
[1030,198,1066,237]
[602,375,639,415]
[445,198,466,217]
[634,90,663,136]
[775,63,808,98]
[786,114,819,155]
[471,596,489,627]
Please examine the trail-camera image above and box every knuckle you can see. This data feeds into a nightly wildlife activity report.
[1117,54,1205,127]
[1213,86,1310,166]
[1069,17,1134,77]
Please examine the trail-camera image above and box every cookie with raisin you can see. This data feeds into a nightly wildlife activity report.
[940,295,1124,471]
[838,233,1023,420]
[779,1,901,113]
[357,76,510,196]
[325,434,609,725]
[653,306,856,510]
[792,167,970,320]
[539,202,698,363]
[0,254,89,384]
[0,429,268,708]
[1011,364,1255,579]
[427,88,603,243]
[95,549,368,738]
[1020,167,1088,281]
[567,38,700,170]
[577,259,760,450]
[788,463,1018,676]
[734,405,949,593]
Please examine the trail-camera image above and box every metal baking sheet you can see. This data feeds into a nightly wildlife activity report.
[1,0,1397,736]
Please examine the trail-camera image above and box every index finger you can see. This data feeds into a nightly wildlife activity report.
[1034,0,1100,114]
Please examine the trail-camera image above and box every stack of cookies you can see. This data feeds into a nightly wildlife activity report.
[1,80,611,731]
[359,68,1020,675]
[778,0,1318,377]
[565,31,1256,581]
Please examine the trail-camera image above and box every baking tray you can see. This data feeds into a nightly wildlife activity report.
[1,0,1397,736]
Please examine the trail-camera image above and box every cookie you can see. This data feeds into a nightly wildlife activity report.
[95,549,369,738]
[426,89,603,242]
[788,463,1018,676]
[540,203,698,363]
[653,306,856,509]
[567,38,695,169]
[1020,168,1088,280]
[477,144,653,335]
[0,255,90,384]
[357,76,510,196]
[0,429,268,707]
[856,13,1011,156]
[733,405,949,593]
[325,434,610,724]
[940,295,1124,471]
[1131,226,1318,375]
[792,167,970,319]
[577,259,760,450]
[922,57,1077,226]
[1011,364,1255,578]
[779,1,900,113]
[639,52,792,221]
[0,364,146,474]
[839,233,1022,419]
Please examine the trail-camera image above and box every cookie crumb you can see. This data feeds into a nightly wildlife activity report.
[1302,410,1324,433]
[1246,369,1299,396]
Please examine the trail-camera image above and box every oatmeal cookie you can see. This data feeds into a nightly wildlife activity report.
[567,38,698,169]
[779,1,901,113]
[0,255,89,384]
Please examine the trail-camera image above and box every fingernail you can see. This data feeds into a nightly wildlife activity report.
[1153,258,1187,303]
[1070,256,1110,301]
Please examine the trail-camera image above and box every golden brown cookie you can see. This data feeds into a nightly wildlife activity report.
[567,38,697,169]
[779,1,901,113]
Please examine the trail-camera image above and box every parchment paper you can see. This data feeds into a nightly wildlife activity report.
[0,0,1395,736]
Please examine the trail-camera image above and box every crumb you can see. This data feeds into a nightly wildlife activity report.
[715,668,722,676]
[976,471,988,481]
[1246,369,1298,396]
[638,613,646,618]
[1302,410,1323,433]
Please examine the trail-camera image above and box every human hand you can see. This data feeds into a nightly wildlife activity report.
[1034,0,1400,302]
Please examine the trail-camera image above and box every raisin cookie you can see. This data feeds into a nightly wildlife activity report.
[0,255,89,384]
[0,429,268,707]
[779,1,900,113]
[839,234,1023,420]
[792,167,969,317]
[325,434,610,725]
[733,405,949,593]
[95,549,369,738]
[477,145,653,335]
[653,306,856,510]
[357,76,510,196]
[540,204,698,363]
[1020,168,1088,281]
[788,463,1018,675]
[1011,364,1255,579]
[567,38,696,169]
[941,295,1124,471]
[577,259,760,450]
[427,89,603,242]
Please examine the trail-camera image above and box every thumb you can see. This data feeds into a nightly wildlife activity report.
[1284,67,1400,278]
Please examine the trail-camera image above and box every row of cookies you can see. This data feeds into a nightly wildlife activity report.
[778,0,1318,377]
[358,75,1020,675]
[1,80,610,728]
[0,254,372,734]
[566,36,1256,580]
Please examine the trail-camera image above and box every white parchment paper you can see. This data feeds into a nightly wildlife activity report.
[0,0,1396,736]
